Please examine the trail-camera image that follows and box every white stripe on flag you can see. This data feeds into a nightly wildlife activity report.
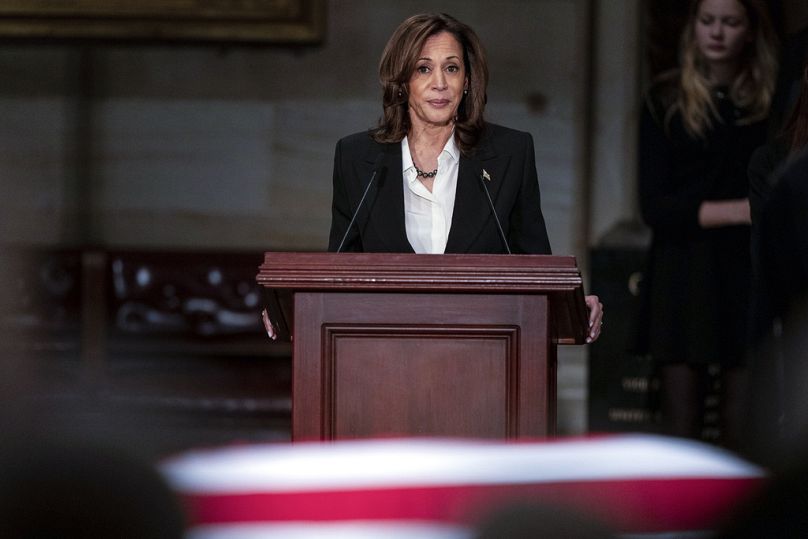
[187,521,469,539]
[162,434,764,494]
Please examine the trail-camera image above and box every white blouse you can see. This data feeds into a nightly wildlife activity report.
[401,135,460,254]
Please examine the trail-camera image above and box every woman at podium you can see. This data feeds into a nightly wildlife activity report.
[325,12,602,342]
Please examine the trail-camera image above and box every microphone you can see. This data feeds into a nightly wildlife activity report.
[336,152,386,253]
[478,168,511,254]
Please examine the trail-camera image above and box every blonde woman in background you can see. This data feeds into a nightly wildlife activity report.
[638,0,777,448]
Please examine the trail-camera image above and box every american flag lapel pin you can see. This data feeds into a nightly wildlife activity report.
[482,169,491,182]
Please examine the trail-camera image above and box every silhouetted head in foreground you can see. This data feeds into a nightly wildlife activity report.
[0,434,185,538]
[474,502,615,539]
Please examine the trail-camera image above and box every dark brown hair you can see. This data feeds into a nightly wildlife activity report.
[372,13,489,155]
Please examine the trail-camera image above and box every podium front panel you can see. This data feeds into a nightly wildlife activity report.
[292,292,553,440]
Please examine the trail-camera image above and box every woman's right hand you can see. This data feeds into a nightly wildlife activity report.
[261,308,277,340]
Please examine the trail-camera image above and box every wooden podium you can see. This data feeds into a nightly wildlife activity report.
[257,252,588,441]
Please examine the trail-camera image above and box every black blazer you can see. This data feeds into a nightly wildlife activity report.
[327,123,551,254]
[759,147,808,318]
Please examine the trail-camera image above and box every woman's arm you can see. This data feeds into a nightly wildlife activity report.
[509,131,552,254]
[507,131,602,341]
[638,102,703,235]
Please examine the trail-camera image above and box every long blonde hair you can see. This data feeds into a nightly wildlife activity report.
[674,0,778,138]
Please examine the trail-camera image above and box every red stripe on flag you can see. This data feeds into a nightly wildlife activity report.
[181,477,763,534]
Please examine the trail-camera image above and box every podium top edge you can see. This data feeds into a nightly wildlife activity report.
[259,251,578,268]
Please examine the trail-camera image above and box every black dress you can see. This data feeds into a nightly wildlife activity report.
[638,82,766,367]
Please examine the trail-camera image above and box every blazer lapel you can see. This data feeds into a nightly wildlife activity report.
[445,144,511,253]
[358,143,414,252]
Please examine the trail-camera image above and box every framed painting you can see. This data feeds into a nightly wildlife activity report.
[0,0,325,44]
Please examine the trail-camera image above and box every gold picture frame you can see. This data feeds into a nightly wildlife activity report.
[0,0,325,44]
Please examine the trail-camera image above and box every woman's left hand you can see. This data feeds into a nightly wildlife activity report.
[585,295,603,343]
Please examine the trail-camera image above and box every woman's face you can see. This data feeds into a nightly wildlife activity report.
[407,31,468,130]
[694,0,750,66]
